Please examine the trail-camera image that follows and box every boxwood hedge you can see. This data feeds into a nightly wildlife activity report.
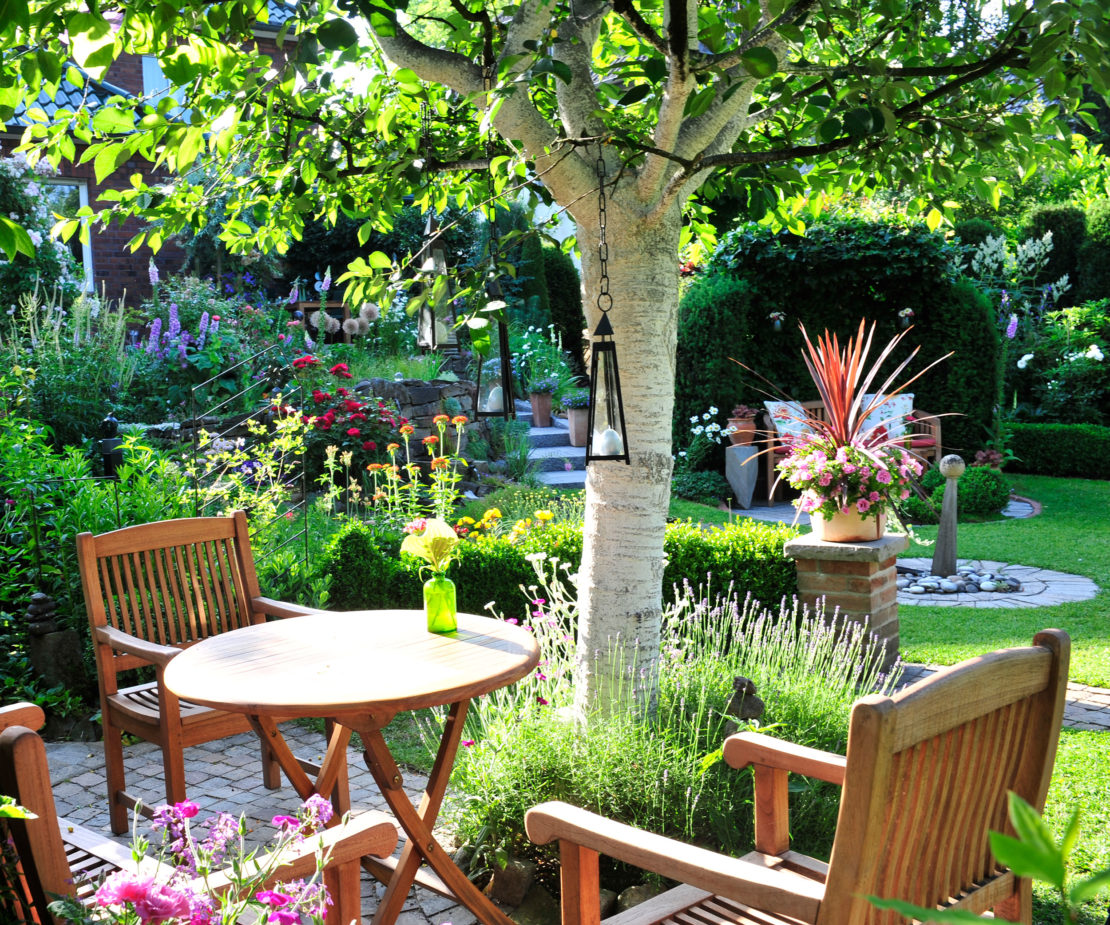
[1007,422,1110,479]
[680,217,1001,457]
[321,518,799,620]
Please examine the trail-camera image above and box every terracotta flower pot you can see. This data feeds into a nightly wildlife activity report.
[530,392,553,428]
[728,417,757,446]
[809,508,886,543]
[567,407,589,446]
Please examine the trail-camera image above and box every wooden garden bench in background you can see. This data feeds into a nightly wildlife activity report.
[0,702,398,925]
[76,510,345,835]
[527,629,1069,925]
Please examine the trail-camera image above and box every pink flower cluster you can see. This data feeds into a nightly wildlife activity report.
[89,797,334,925]
[777,436,921,521]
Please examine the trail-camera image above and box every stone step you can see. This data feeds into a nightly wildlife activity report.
[528,444,587,471]
[528,421,573,448]
[537,469,586,490]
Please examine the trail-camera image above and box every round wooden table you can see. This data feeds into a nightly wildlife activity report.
[164,610,540,925]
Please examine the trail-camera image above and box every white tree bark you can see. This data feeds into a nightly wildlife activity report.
[571,199,683,719]
[372,0,748,717]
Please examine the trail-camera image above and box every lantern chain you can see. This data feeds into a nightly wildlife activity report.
[595,147,612,314]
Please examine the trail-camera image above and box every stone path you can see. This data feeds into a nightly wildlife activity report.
[897,664,1110,732]
[46,723,483,925]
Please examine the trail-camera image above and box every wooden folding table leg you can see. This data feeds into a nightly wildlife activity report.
[349,705,516,925]
[247,716,320,801]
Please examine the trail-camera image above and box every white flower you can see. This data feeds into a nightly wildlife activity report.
[690,416,699,423]
[1085,344,1104,362]
[27,230,42,247]
[691,425,704,435]
[707,406,719,416]
[1017,353,1034,370]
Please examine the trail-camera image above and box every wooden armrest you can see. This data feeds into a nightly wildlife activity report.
[94,626,180,667]
[200,811,398,894]
[253,596,320,620]
[723,732,846,785]
[0,703,45,733]
[526,801,823,922]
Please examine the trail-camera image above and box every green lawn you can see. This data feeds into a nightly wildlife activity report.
[898,474,1110,687]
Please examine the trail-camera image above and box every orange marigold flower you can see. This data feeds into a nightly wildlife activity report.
[366,463,384,472]
[422,435,439,446]
[451,415,469,426]
[433,413,450,424]
[387,442,400,453]
[400,424,414,435]
[430,456,449,470]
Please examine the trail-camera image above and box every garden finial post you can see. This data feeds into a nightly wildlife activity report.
[932,455,966,578]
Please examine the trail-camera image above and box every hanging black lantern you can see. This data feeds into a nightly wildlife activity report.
[586,312,629,463]
[585,146,630,464]
[415,213,459,352]
[474,320,516,420]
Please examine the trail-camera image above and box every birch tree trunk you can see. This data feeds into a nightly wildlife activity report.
[571,202,683,718]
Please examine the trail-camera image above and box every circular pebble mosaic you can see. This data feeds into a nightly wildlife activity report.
[896,558,1099,609]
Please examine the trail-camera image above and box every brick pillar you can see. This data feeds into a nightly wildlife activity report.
[784,533,909,669]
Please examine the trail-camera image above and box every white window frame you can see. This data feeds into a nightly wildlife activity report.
[41,178,94,292]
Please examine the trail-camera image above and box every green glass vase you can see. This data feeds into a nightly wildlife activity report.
[424,574,457,634]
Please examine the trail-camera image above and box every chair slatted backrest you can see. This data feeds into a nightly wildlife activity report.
[819,629,1068,925]
[79,513,264,659]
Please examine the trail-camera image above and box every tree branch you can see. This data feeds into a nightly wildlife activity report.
[611,0,668,57]
[691,0,818,72]
[556,0,607,140]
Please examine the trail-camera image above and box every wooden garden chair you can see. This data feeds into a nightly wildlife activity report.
[527,629,1069,925]
[76,510,344,835]
[0,702,397,925]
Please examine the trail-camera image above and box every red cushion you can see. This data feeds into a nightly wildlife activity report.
[910,437,936,448]
[773,445,791,455]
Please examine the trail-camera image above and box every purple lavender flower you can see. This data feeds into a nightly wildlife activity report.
[149,260,159,287]
[288,284,299,304]
[146,318,162,354]
[199,311,210,336]
[178,343,188,367]
[168,303,181,340]
[1005,313,1018,340]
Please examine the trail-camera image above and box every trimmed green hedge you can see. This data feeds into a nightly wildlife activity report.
[321,518,799,619]
[1007,423,1110,479]
[682,218,1001,457]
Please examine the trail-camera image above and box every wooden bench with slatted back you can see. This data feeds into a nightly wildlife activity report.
[527,629,1069,925]
[76,510,337,835]
[0,702,397,925]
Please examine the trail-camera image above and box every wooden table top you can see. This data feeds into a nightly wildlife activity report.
[163,611,540,718]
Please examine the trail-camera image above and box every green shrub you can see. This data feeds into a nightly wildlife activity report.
[662,520,798,607]
[928,466,1010,516]
[542,242,587,380]
[695,218,1000,456]
[674,273,754,448]
[320,517,798,618]
[1007,423,1110,479]
[959,466,1011,514]
[898,494,939,524]
[953,217,1003,248]
[671,469,732,506]
[1078,199,1110,303]
[921,466,945,492]
[515,234,552,331]
[1021,204,1087,305]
